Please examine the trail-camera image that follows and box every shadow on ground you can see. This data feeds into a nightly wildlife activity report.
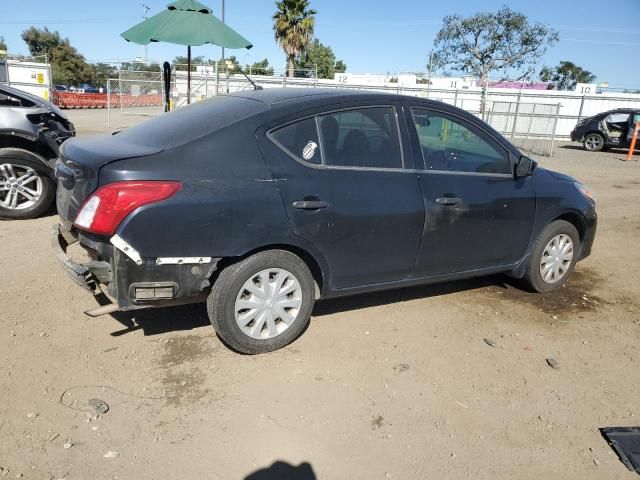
[102,266,604,339]
[560,144,638,158]
[104,275,511,337]
[244,461,317,480]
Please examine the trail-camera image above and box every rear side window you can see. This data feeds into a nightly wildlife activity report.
[607,113,630,123]
[318,107,402,169]
[270,117,321,165]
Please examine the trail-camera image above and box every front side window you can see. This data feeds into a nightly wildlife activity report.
[270,117,321,165]
[317,107,402,169]
[410,109,510,174]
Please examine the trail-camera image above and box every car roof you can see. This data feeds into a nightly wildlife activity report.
[604,108,638,114]
[228,88,416,106]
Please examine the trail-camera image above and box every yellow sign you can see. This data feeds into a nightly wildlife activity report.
[43,90,49,100]
[37,72,44,84]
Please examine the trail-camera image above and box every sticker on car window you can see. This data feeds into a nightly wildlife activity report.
[302,141,318,161]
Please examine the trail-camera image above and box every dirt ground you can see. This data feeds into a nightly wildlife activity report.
[1,110,639,479]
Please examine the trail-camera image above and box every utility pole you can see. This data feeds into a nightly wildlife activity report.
[220,0,225,62]
[142,3,150,65]
[426,50,433,97]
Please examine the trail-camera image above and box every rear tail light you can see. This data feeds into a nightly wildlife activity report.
[74,181,182,236]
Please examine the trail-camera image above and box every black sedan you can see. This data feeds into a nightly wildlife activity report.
[54,89,597,354]
[570,108,640,152]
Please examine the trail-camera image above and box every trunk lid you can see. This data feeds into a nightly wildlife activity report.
[55,134,163,222]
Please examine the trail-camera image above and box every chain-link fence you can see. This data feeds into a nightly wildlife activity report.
[102,66,640,156]
[486,101,561,156]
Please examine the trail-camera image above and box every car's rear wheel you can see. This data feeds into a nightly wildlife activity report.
[583,133,604,152]
[207,250,315,354]
[0,148,55,219]
[522,220,581,292]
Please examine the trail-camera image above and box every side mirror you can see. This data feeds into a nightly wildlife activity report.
[515,155,537,178]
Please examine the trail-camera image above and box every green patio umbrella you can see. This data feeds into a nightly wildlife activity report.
[121,0,252,104]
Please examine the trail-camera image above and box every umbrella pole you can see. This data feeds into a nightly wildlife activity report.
[187,45,191,105]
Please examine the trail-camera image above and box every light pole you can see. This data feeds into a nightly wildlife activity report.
[142,4,150,65]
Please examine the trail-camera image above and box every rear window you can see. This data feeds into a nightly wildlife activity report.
[116,95,267,148]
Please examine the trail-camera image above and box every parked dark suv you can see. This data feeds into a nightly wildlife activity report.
[54,89,597,354]
[1,85,75,218]
[570,108,640,152]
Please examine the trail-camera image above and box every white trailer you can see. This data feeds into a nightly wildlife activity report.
[0,58,52,101]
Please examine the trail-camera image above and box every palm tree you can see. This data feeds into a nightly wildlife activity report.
[273,0,316,78]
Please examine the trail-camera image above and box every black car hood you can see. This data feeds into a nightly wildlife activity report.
[542,168,577,183]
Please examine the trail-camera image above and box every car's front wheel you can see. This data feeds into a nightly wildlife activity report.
[0,148,55,219]
[207,250,316,354]
[522,220,581,292]
[583,133,604,152]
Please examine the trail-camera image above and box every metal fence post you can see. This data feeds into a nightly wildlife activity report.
[510,90,522,139]
[577,94,585,123]
[107,79,111,128]
[214,61,219,96]
[550,102,561,156]
[453,88,458,107]
[118,69,123,112]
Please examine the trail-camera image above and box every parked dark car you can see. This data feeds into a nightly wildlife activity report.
[570,108,640,152]
[1,85,75,219]
[77,84,100,94]
[54,89,597,354]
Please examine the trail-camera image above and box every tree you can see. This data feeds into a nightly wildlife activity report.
[247,58,274,76]
[433,6,558,116]
[21,27,93,85]
[91,63,117,86]
[294,39,346,79]
[273,0,316,77]
[172,55,205,71]
[0,36,7,52]
[539,61,596,91]
[296,39,346,78]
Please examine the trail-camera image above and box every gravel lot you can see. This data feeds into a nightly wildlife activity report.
[1,109,639,479]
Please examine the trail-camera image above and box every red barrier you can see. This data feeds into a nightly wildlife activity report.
[51,91,163,109]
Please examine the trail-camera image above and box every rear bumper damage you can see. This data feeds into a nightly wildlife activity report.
[53,223,219,315]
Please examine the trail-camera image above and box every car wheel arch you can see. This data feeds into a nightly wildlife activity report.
[212,242,329,300]
[0,132,56,172]
[552,212,586,245]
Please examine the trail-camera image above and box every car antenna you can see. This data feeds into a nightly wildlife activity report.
[226,60,263,91]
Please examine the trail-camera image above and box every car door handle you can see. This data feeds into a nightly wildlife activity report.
[292,200,329,210]
[435,197,463,206]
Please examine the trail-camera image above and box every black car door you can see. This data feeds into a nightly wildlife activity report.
[258,103,425,289]
[405,104,536,277]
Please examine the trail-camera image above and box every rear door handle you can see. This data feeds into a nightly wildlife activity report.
[435,197,463,206]
[292,200,329,210]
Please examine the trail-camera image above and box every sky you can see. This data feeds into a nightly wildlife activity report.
[1,0,639,88]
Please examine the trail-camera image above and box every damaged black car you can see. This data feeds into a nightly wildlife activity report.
[570,108,640,152]
[0,85,75,219]
[54,89,597,354]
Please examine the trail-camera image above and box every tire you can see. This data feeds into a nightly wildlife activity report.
[207,250,315,354]
[0,148,55,220]
[583,133,604,152]
[522,220,581,293]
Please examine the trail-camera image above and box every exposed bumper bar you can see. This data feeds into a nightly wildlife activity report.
[52,224,111,294]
